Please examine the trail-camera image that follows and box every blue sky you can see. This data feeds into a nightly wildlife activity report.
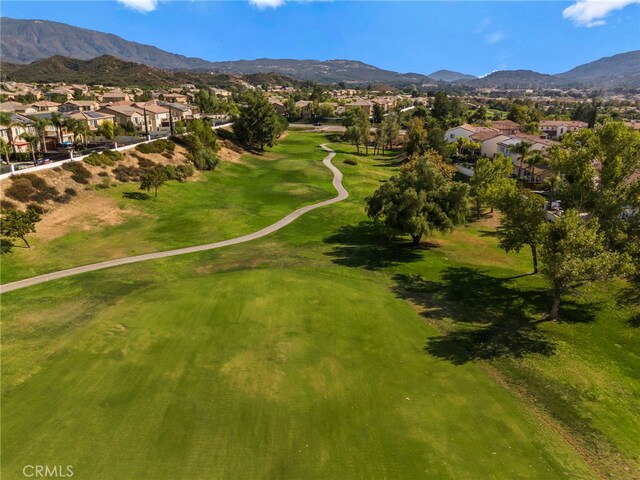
[3,1,639,76]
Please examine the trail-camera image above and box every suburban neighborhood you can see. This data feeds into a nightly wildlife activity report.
[0,4,639,480]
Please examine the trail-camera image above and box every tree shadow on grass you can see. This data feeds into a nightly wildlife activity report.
[0,239,15,254]
[323,221,425,270]
[123,191,150,200]
[616,276,640,327]
[393,267,601,365]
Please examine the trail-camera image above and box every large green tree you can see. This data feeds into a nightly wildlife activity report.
[0,208,41,248]
[366,154,469,246]
[404,117,428,158]
[233,91,285,150]
[495,183,547,274]
[540,210,628,319]
[469,154,513,218]
[550,122,640,256]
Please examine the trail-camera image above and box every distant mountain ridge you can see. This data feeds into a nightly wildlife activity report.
[428,70,476,82]
[0,55,294,89]
[1,17,638,87]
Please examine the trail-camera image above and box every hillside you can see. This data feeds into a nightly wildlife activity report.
[199,59,433,85]
[429,70,477,82]
[0,55,298,89]
[556,50,640,86]
[0,17,213,70]
[463,70,560,88]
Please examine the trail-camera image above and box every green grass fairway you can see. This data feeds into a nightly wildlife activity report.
[0,132,335,284]
[2,131,638,479]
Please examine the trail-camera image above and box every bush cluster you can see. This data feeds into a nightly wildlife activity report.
[189,148,219,171]
[83,149,124,167]
[135,139,176,155]
[161,164,195,183]
[0,199,17,211]
[344,158,358,165]
[63,162,92,184]
[5,174,60,204]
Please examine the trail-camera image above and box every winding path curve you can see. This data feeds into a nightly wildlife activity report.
[1,145,347,294]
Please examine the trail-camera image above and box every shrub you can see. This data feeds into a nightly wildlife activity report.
[64,162,92,184]
[161,152,173,159]
[30,186,59,203]
[102,149,124,162]
[21,173,48,191]
[114,165,142,183]
[137,157,156,168]
[83,152,108,167]
[162,164,179,181]
[98,171,110,177]
[190,147,219,171]
[177,163,195,178]
[83,149,124,167]
[0,199,17,211]
[344,158,358,165]
[55,194,73,204]
[5,177,36,202]
[64,187,77,196]
[53,167,62,172]
[136,139,175,154]
[26,202,46,214]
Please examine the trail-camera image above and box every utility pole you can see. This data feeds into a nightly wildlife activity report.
[168,105,174,135]
[143,107,150,140]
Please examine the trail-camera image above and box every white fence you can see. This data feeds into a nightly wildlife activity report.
[0,135,171,182]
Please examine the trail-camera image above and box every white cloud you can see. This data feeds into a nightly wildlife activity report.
[116,0,158,12]
[563,0,639,27]
[249,0,286,9]
[485,31,506,44]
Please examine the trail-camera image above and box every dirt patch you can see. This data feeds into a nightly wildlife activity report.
[217,145,245,165]
[35,190,139,241]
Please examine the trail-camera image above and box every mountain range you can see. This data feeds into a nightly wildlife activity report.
[1,17,639,88]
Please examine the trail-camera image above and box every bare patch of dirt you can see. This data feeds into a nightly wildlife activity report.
[35,190,139,241]
[218,145,245,165]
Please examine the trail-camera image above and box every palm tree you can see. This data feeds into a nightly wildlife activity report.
[524,151,545,184]
[0,112,17,159]
[29,116,52,153]
[62,118,82,145]
[19,132,39,163]
[510,141,533,180]
[0,137,10,165]
[50,112,64,144]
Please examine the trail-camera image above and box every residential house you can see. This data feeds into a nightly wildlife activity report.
[345,97,373,115]
[489,120,521,136]
[45,87,74,101]
[539,120,587,140]
[67,111,116,132]
[60,100,101,113]
[134,104,170,132]
[469,130,510,158]
[101,90,131,103]
[163,93,188,104]
[268,98,287,115]
[99,105,145,131]
[444,124,499,143]
[295,100,313,117]
[0,113,37,154]
[30,101,62,113]
[0,101,37,115]
[158,102,195,121]
[497,135,558,182]
[210,88,232,98]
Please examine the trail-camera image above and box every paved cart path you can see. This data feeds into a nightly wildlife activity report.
[1,145,347,294]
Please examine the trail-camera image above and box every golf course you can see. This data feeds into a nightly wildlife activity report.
[1,131,638,479]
